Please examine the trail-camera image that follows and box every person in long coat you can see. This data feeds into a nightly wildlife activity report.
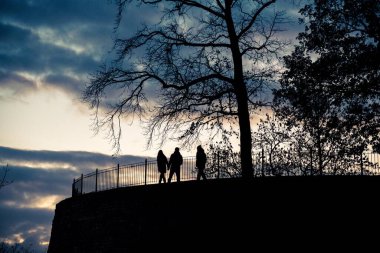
[157,150,168,184]
[196,145,207,180]
[168,147,183,183]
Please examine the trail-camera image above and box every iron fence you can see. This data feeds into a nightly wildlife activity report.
[252,150,380,177]
[73,157,197,196]
[72,151,380,196]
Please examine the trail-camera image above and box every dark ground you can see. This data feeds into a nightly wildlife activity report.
[48,176,380,252]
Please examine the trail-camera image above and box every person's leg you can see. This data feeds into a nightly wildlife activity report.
[201,170,207,180]
[197,170,201,180]
[176,169,180,182]
[168,169,174,183]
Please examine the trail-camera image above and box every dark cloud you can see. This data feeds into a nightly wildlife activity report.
[0,22,35,46]
[0,70,37,97]
[0,146,149,249]
[43,74,84,95]
[0,0,115,29]
[1,165,75,196]
[0,0,117,99]
[0,22,100,75]
[0,23,42,72]
[0,205,51,252]
[0,205,53,235]
[0,0,162,103]
[0,146,148,172]
[0,164,71,252]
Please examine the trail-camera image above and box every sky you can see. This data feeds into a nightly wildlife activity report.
[0,0,304,251]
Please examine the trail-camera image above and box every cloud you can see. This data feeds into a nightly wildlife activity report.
[0,164,58,251]
[0,146,149,205]
[0,70,37,98]
[42,73,85,96]
[0,0,166,112]
[0,205,51,252]
[0,21,100,75]
[0,0,115,28]
[0,146,147,172]
[0,146,149,250]
[0,0,117,101]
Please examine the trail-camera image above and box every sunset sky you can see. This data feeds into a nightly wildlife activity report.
[0,0,303,251]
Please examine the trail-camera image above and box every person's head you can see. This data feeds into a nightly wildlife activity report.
[158,150,163,156]
[197,145,203,152]
[175,147,180,152]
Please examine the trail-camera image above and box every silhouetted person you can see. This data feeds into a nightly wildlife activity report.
[168,147,183,183]
[157,150,168,184]
[196,145,207,180]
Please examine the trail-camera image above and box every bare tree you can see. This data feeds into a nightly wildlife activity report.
[252,113,292,176]
[0,164,12,191]
[83,0,286,178]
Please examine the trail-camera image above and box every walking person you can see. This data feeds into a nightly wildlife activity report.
[168,147,183,183]
[157,150,168,184]
[196,145,207,180]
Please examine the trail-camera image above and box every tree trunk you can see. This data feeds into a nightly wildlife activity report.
[236,92,254,179]
[225,2,253,179]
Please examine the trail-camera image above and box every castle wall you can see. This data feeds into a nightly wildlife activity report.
[48,177,379,252]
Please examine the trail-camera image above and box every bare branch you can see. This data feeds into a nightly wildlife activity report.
[237,0,276,39]
[174,0,225,18]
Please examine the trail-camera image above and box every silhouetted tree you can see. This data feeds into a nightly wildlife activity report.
[274,0,380,174]
[0,164,12,191]
[274,47,346,175]
[252,114,377,175]
[83,0,287,178]
[252,114,291,176]
[206,140,241,178]
[300,0,380,151]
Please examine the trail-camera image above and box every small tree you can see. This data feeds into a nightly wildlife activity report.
[83,0,287,179]
[0,164,12,191]
[252,114,291,176]
[206,140,241,178]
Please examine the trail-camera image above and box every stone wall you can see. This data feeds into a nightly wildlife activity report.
[48,177,379,252]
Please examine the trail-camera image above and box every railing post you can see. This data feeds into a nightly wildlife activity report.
[217,151,220,179]
[145,159,147,185]
[310,147,313,176]
[261,147,265,177]
[72,178,75,197]
[360,153,364,176]
[80,173,83,195]
[117,164,120,188]
[95,168,98,192]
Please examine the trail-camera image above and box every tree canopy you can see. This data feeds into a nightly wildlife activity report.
[274,0,380,174]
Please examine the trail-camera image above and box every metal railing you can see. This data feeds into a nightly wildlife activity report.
[72,152,380,196]
[252,150,380,177]
[73,157,198,196]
